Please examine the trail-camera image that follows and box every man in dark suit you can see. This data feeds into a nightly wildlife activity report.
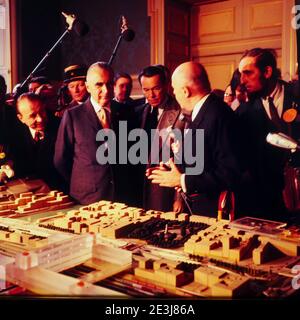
[147,62,240,218]
[135,65,185,212]
[9,93,62,191]
[54,62,130,205]
[113,72,144,108]
[236,48,300,220]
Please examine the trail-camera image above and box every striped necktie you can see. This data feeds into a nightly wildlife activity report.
[97,107,110,129]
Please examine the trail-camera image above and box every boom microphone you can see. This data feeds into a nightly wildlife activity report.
[120,16,135,41]
[72,18,89,36]
[62,12,89,36]
[122,28,135,41]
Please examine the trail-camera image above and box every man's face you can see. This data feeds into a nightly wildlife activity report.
[114,77,132,103]
[86,67,113,107]
[17,99,47,131]
[28,82,41,93]
[140,74,167,107]
[238,56,266,94]
[67,80,88,102]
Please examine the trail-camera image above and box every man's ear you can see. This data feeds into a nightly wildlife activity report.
[17,114,23,123]
[264,66,273,79]
[183,86,191,98]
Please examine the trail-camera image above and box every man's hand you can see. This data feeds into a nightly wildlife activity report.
[147,158,181,188]
[173,195,184,213]
[0,165,14,183]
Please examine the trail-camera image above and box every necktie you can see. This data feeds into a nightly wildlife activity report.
[97,107,110,129]
[183,113,192,129]
[145,107,159,158]
[34,130,43,142]
[148,107,158,129]
[268,96,284,132]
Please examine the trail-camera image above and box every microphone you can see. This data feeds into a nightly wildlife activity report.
[120,16,135,42]
[62,12,89,36]
[72,18,89,36]
[266,132,300,151]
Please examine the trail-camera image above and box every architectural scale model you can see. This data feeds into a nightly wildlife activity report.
[0,199,299,297]
[0,190,73,217]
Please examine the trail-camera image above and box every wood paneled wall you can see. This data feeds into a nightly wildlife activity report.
[191,0,297,91]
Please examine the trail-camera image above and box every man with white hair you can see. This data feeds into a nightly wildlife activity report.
[54,61,132,205]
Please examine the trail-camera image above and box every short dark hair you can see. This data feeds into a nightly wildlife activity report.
[138,65,167,85]
[114,72,132,85]
[240,48,280,80]
[229,69,241,92]
[153,64,171,84]
[29,76,50,85]
[16,92,43,114]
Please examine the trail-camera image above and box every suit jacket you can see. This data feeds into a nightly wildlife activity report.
[235,80,298,219]
[136,95,185,211]
[10,113,63,190]
[54,98,126,205]
[183,93,241,217]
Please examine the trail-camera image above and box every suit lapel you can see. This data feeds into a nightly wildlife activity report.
[84,98,104,131]
[189,94,213,131]
[282,82,294,111]
[141,104,151,129]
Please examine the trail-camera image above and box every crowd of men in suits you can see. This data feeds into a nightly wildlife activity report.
[1,47,300,222]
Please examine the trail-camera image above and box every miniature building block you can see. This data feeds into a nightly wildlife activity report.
[161,212,178,220]
[194,266,209,286]
[166,268,187,287]
[207,270,226,287]
[136,257,154,269]
[135,267,155,281]
[211,275,250,298]
[184,241,196,255]
[178,213,189,221]
[153,259,177,271]
[253,242,284,265]
[155,265,170,284]
[0,231,10,240]
[15,251,38,270]
[0,255,14,289]
[264,237,300,257]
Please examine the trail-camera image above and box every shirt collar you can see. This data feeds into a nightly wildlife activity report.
[29,127,44,140]
[90,96,111,113]
[262,82,282,102]
[192,93,210,121]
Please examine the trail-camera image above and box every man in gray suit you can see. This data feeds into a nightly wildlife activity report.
[135,65,185,212]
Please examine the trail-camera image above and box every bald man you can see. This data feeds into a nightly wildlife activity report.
[10,93,63,190]
[54,62,129,204]
[148,61,240,217]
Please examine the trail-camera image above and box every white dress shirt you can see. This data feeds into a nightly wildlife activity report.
[261,82,284,119]
[180,94,210,192]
